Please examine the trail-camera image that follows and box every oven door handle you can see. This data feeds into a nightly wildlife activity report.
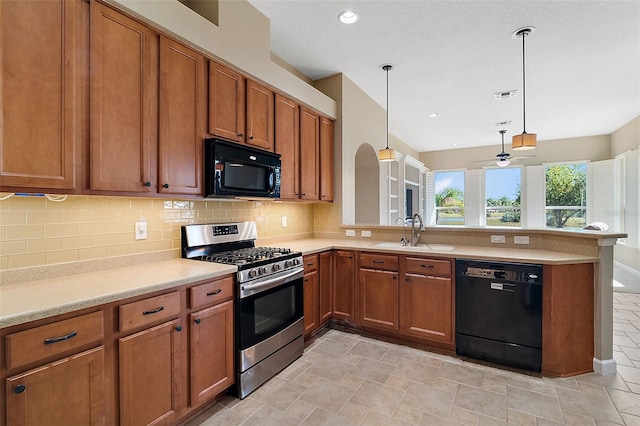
[240,268,303,298]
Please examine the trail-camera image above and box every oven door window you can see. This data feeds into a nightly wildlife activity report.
[238,279,303,350]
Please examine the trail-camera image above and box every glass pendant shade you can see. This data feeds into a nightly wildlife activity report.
[497,158,511,167]
[512,132,537,150]
[378,147,396,161]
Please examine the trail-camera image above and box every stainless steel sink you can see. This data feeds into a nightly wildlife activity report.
[372,242,455,251]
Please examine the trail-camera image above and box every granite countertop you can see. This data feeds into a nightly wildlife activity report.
[0,259,236,329]
[0,239,598,329]
[283,238,599,264]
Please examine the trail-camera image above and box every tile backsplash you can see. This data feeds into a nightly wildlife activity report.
[0,195,317,271]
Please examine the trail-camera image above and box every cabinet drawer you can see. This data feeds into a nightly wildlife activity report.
[189,276,234,309]
[119,291,180,333]
[359,253,399,271]
[303,254,319,272]
[6,311,104,370]
[405,257,452,276]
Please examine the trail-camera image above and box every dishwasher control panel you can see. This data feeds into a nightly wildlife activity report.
[458,260,542,284]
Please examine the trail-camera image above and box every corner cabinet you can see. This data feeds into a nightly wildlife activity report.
[400,256,454,346]
[0,0,81,192]
[319,116,334,201]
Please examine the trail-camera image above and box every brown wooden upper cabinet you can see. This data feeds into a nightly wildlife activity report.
[0,0,81,192]
[158,36,205,196]
[209,61,275,151]
[275,94,300,199]
[319,116,334,202]
[90,2,155,193]
[299,107,320,200]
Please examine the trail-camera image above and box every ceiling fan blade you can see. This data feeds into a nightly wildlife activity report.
[471,158,498,163]
[511,155,536,160]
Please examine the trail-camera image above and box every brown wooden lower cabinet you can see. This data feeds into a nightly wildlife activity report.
[358,268,399,331]
[303,254,320,335]
[332,250,355,321]
[6,346,105,426]
[119,318,183,426]
[189,300,234,406]
[319,252,333,324]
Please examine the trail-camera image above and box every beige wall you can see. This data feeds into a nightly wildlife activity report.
[0,196,314,271]
[419,135,612,171]
[612,115,640,156]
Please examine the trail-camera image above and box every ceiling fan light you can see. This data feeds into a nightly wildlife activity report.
[512,132,537,150]
[379,147,396,162]
[497,158,511,167]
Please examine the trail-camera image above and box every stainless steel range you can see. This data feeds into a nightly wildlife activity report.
[181,222,304,399]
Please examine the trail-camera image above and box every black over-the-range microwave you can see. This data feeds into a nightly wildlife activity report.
[204,138,281,199]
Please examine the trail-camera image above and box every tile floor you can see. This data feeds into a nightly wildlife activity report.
[188,292,640,425]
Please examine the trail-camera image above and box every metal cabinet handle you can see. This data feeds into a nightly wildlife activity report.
[206,289,222,296]
[162,183,169,189]
[421,264,434,269]
[175,326,182,332]
[372,260,384,264]
[144,181,151,187]
[249,136,254,140]
[238,133,244,137]
[194,318,201,325]
[44,331,77,345]
[143,306,164,316]
[14,384,26,394]
[302,193,306,197]
[321,195,326,198]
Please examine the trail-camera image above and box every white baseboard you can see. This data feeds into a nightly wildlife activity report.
[593,358,617,376]
[614,261,640,278]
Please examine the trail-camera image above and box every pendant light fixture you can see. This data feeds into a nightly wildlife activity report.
[496,130,511,167]
[512,26,537,150]
[378,64,396,162]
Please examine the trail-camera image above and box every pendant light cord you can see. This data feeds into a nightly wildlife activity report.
[385,67,390,150]
[521,31,527,134]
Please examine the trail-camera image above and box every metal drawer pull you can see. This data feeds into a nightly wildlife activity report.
[175,326,182,332]
[372,260,384,264]
[194,318,201,325]
[143,306,164,316]
[44,331,77,345]
[14,384,26,394]
[206,289,222,296]
[306,263,314,266]
[421,264,434,268]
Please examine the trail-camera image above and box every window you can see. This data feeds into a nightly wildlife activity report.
[485,168,521,226]
[434,171,464,226]
[545,163,587,229]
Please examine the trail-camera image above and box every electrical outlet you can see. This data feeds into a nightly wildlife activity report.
[490,235,505,244]
[135,221,147,240]
[281,216,287,227]
[361,230,372,238]
[514,235,530,245]
[346,229,356,237]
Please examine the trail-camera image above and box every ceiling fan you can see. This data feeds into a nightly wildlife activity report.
[473,130,535,167]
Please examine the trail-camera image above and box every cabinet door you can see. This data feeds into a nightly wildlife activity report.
[299,107,320,200]
[332,251,355,322]
[358,268,399,331]
[246,80,274,151]
[319,252,332,324]
[158,36,205,195]
[6,346,105,426]
[319,116,334,201]
[190,300,234,406]
[0,0,79,191]
[208,61,245,143]
[119,319,183,426]
[303,270,319,335]
[275,94,300,199]
[90,2,154,192]
[401,273,453,344]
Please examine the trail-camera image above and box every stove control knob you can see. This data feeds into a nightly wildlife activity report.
[258,266,268,275]
[272,264,281,272]
[248,269,258,278]
[293,258,301,266]
[284,260,293,268]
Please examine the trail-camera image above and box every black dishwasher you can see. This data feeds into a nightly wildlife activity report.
[456,259,543,372]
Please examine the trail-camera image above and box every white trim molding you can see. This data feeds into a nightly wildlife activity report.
[593,358,617,376]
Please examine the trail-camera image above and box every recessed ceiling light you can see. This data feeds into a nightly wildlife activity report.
[452,143,459,147]
[428,113,440,118]
[338,11,358,24]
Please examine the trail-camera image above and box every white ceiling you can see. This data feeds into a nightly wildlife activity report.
[247,0,640,152]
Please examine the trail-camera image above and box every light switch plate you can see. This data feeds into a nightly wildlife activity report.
[346,229,356,237]
[514,235,530,244]
[361,230,372,238]
[490,235,506,244]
